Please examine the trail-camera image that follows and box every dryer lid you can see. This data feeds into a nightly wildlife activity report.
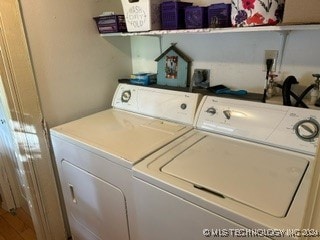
[51,109,190,165]
[161,135,309,217]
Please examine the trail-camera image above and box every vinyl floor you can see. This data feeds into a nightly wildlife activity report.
[0,207,36,240]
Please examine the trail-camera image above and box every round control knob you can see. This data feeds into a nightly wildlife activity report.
[180,103,187,110]
[295,119,319,142]
[121,90,131,103]
[206,107,216,115]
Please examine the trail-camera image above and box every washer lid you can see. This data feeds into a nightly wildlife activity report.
[161,135,309,217]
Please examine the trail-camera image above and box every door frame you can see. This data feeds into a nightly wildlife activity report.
[0,1,67,239]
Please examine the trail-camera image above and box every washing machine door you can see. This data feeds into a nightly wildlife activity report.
[161,134,310,218]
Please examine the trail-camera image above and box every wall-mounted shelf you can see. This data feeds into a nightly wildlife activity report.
[101,24,320,37]
[102,24,320,75]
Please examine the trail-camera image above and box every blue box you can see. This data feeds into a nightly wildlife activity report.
[130,73,157,86]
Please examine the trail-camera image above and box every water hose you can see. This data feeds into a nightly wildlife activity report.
[262,59,274,103]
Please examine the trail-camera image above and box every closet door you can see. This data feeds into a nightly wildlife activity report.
[0,101,19,212]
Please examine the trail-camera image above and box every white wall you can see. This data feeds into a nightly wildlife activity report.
[131,30,320,94]
[19,0,132,127]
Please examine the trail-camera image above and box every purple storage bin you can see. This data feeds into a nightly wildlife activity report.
[185,6,208,29]
[208,3,231,28]
[93,15,127,33]
[161,1,193,30]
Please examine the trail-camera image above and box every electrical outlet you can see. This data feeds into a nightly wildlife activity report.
[264,50,278,72]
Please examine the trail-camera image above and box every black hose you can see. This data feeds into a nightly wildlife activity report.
[275,83,309,108]
[294,84,316,107]
[282,76,299,106]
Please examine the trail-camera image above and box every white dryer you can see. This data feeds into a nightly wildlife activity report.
[132,95,320,240]
[50,84,200,240]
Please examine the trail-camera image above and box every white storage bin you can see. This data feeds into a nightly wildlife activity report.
[120,0,163,32]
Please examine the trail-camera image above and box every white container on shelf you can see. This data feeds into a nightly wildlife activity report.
[120,0,162,32]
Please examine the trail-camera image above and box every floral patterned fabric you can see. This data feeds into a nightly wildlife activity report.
[231,0,285,27]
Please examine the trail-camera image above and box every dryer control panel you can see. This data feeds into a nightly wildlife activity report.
[195,96,320,155]
[112,84,200,125]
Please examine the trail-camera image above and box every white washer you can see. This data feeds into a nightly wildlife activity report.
[132,95,320,240]
[50,84,200,240]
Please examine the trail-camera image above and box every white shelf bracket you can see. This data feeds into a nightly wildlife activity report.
[159,35,163,54]
[278,30,290,74]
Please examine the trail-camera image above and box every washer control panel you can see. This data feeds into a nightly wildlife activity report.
[295,119,320,142]
[112,84,200,125]
[196,96,320,155]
